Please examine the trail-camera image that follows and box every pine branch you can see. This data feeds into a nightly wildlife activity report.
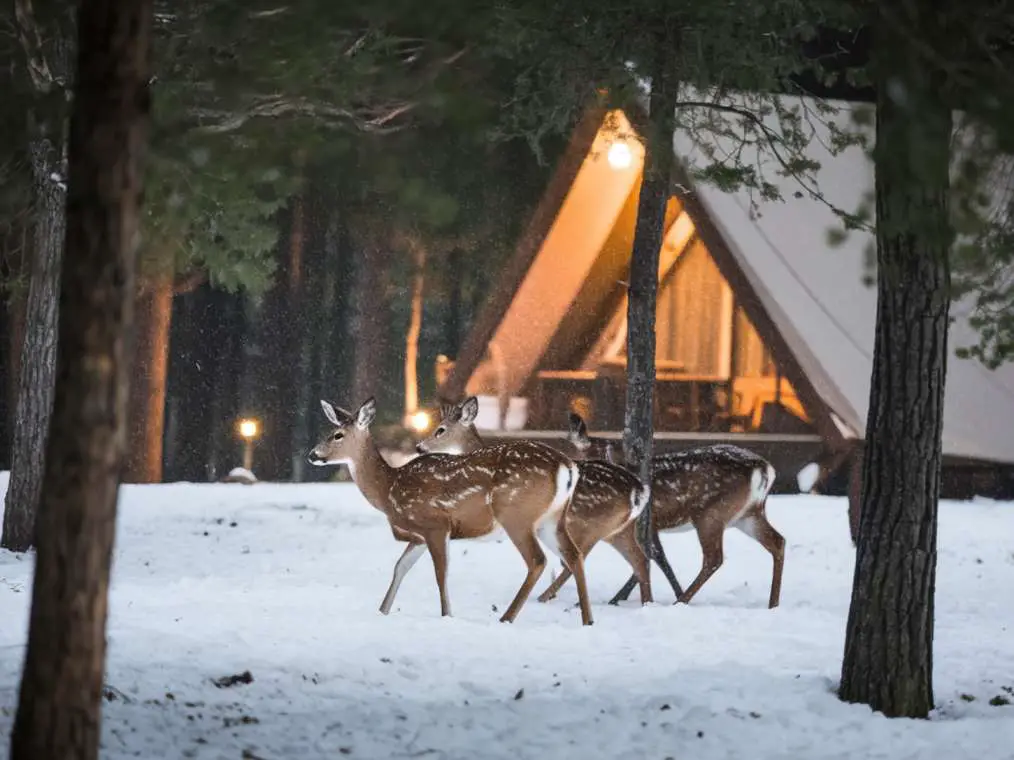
[189,97,416,134]
[674,98,874,232]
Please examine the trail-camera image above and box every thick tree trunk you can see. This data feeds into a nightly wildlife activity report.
[622,22,677,555]
[1,151,64,552]
[9,0,152,757]
[123,275,172,483]
[838,11,952,719]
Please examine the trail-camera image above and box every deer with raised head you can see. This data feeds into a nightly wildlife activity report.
[308,397,595,625]
[417,397,653,605]
[566,413,785,609]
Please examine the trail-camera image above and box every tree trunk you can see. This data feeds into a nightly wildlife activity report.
[257,195,303,480]
[122,275,172,483]
[2,274,27,470]
[444,246,463,358]
[622,21,677,556]
[404,239,425,422]
[351,233,387,406]
[1,150,65,552]
[838,10,952,719]
[10,0,152,757]
[206,289,245,481]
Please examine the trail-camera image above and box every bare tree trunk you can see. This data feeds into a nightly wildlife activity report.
[258,195,303,480]
[2,153,64,552]
[622,21,677,561]
[839,8,951,719]
[123,274,172,483]
[351,233,387,405]
[443,246,463,358]
[10,0,152,757]
[404,238,425,422]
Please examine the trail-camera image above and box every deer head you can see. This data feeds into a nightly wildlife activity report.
[565,412,617,464]
[416,396,480,455]
[307,397,377,473]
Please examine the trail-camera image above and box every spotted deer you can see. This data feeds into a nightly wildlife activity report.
[417,397,653,605]
[308,397,595,625]
[566,413,785,608]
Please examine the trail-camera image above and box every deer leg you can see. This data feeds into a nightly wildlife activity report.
[537,565,572,603]
[537,520,596,603]
[423,530,453,617]
[554,523,594,626]
[609,528,682,603]
[379,541,427,615]
[609,574,639,605]
[498,527,547,624]
[676,523,724,605]
[651,530,684,599]
[607,526,653,605]
[736,509,785,608]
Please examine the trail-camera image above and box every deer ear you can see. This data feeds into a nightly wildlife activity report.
[356,397,377,430]
[460,396,479,425]
[567,412,590,448]
[321,400,341,426]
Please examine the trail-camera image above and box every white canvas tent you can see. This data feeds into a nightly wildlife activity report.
[672,94,1014,464]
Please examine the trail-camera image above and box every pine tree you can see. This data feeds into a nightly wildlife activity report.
[9,0,152,756]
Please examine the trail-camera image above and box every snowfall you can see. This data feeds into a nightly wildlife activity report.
[1,471,1013,759]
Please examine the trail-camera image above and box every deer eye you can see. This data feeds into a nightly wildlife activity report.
[332,432,343,441]
[434,427,445,437]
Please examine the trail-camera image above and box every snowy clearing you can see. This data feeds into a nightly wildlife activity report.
[1,472,1013,759]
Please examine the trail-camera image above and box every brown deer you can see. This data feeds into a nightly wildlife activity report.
[307,397,595,625]
[566,413,785,609]
[417,397,653,605]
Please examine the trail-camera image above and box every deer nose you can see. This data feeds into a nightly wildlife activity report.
[415,443,426,454]
[306,449,322,464]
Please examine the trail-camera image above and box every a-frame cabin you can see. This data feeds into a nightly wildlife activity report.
[437,97,1014,500]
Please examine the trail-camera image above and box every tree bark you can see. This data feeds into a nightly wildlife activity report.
[9,0,152,757]
[1,149,65,552]
[122,274,172,483]
[839,8,952,719]
[622,21,677,555]
[2,265,28,470]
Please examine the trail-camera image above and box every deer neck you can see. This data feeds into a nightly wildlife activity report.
[348,442,397,515]
[461,425,484,453]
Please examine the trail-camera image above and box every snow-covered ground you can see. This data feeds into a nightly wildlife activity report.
[1,472,1013,759]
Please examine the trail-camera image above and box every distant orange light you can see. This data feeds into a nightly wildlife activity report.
[238,418,260,440]
[607,142,633,169]
[407,410,432,433]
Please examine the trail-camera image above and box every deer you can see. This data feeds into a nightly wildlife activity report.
[307,397,595,625]
[417,397,653,605]
[566,413,785,609]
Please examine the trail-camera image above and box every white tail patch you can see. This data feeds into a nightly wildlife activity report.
[536,462,580,562]
[750,463,776,505]
[629,482,650,520]
[548,462,580,515]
